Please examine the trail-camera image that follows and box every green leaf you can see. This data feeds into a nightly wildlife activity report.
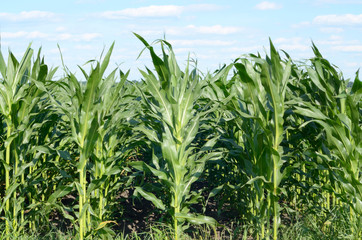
[100,42,115,76]
[207,184,224,199]
[294,106,328,120]
[0,183,20,213]
[0,49,6,78]
[134,187,166,210]
[95,221,117,231]
[175,213,217,226]
[48,185,74,204]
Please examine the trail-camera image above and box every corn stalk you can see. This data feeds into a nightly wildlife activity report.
[131,34,225,240]
[44,43,115,239]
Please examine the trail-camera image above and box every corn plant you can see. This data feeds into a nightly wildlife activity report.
[130,34,228,240]
[40,43,118,239]
[13,52,59,234]
[0,46,58,237]
[0,35,360,240]
[0,46,35,238]
[88,69,138,239]
[259,41,292,240]
[231,58,271,239]
[209,40,291,239]
[294,48,362,237]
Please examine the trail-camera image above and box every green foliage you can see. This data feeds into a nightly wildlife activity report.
[0,35,361,240]
[131,33,225,240]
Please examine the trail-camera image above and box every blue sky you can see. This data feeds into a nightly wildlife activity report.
[1,0,361,80]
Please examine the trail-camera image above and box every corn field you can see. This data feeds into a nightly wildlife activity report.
[0,34,361,240]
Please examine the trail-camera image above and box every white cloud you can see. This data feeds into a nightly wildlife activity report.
[316,35,360,46]
[274,37,310,51]
[2,31,101,42]
[279,44,310,51]
[2,31,49,39]
[0,11,57,22]
[127,24,242,38]
[98,4,221,19]
[314,39,340,45]
[50,48,66,54]
[255,1,282,10]
[0,41,10,47]
[313,14,362,25]
[330,35,343,40]
[57,33,73,41]
[27,31,49,39]
[227,46,262,53]
[132,30,163,36]
[2,31,27,38]
[56,27,67,32]
[345,62,362,67]
[165,25,242,35]
[79,33,102,41]
[100,5,183,19]
[55,33,101,41]
[185,4,222,11]
[173,48,195,54]
[275,37,303,44]
[169,39,236,47]
[315,0,362,4]
[332,45,362,51]
[184,25,242,35]
[319,27,344,33]
[75,44,94,50]
[76,0,105,3]
[292,21,311,28]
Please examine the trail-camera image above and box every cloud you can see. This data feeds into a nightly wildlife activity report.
[50,48,66,54]
[2,31,28,38]
[227,46,262,53]
[313,14,362,25]
[183,25,242,35]
[173,48,195,54]
[165,25,242,35]
[345,62,362,67]
[2,31,101,42]
[291,21,311,28]
[75,44,94,50]
[319,27,344,33]
[97,4,222,19]
[0,11,58,22]
[56,27,67,32]
[275,37,301,44]
[255,1,282,10]
[78,33,102,41]
[169,39,236,47]
[315,0,362,4]
[55,33,102,41]
[185,4,222,11]
[278,43,310,51]
[2,31,49,39]
[132,30,163,36]
[99,5,183,19]
[76,0,105,3]
[125,24,242,38]
[316,35,360,46]
[332,45,362,52]
[0,41,10,47]
[274,37,310,51]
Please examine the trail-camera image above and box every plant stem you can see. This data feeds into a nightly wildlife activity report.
[79,156,86,240]
[174,195,179,240]
[5,123,11,239]
[273,109,280,240]
[21,159,25,232]
[13,145,18,234]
